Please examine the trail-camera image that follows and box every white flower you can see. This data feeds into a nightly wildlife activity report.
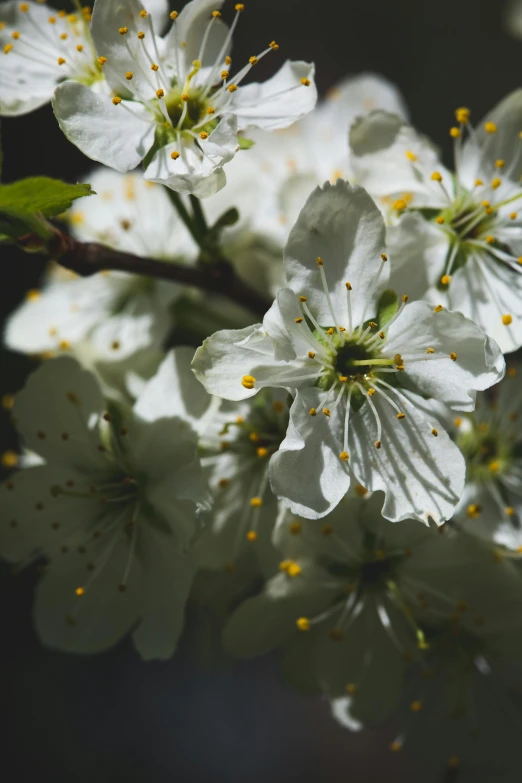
[451,368,522,551]
[52,0,317,197]
[349,91,522,352]
[223,492,522,728]
[196,390,289,573]
[193,180,505,523]
[0,351,210,659]
[4,169,195,399]
[0,0,169,116]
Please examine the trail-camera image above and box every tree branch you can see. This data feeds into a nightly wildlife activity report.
[55,233,271,317]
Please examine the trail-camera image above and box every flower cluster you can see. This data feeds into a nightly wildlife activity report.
[3,0,522,778]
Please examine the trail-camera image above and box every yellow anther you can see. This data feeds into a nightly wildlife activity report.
[1,451,18,468]
[75,586,85,596]
[378,331,385,339]
[307,352,316,359]
[339,376,348,383]
[1,395,14,411]
[431,171,443,182]
[257,447,269,458]
[249,56,258,65]
[225,56,232,65]
[436,215,445,224]
[474,178,484,187]
[112,96,122,105]
[98,56,107,65]
[12,31,20,39]
[323,408,331,417]
[321,524,333,536]
[441,275,451,285]
[327,327,334,335]
[294,317,303,324]
[235,3,245,9]
[505,506,515,516]
[212,10,221,17]
[58,10,66,16]
[481,200,491,207]
[339,451,350,462]
[393,199,407,211]
[396,412,406,419]
[227,84,238,92]
[206,106,215,115]
[502,314,513,326]
[57,57,66,65]
[454,417,462,427]
[296,617,310,631]
[484,121,497,134]
[368,388,375,396]
[200,131,209,139]
[491,177,501,190]
[246,530,257,541]
[250,497,263,507]
[125,71,133,80]
[140,8,148,17]
[241,375,256,389]
[76,44,84,51]
[345,281,352,290]
[405,150,417,161]
[170,11,179,19]
[118,26,128,35]
[60,32,67,39]
[485,235,495,244]
[269,40,279,50]
[508,366,518,376]
[19,2,29,10]
[156,88,165,98]
[434,304,443,312]
[389,741,402,753]
[488,460,501,473]
[455,107,470,124]
[298,296,308,303]
[375,440,382,449]
[410,700,423,713]
[431,428,438,436]
[221,70,230,79]
[218,478,229,489]
[170,150,180,160]
[137,31,146,39]
[48,15,57,23]
[426,347,435,354]
[309,408,317,416]
[510,212,517,220]
[381,253,388,262]
[301,78,311,86]
[467,504,482,519]
[25,288,41,302]
[150,63,159,72]
[401,294,408,303]
[449,127,461,138]
[287,562,301,577]
[249,432,259,443]
[289,522,302,535]
[448,757,460,770]
[450,352,457,361]
[495,159,505,169]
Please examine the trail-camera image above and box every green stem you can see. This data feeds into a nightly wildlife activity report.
[166,190,203,249]
[190,194,209,238]
[386,579,429,650]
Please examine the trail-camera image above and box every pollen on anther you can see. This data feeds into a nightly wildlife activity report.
[290,521,302,535]
[112,97,122,105]
[410,700,423,713]
[436,215,445,224]
[126,71,133,80]
[118,26,128,35]
[431,428,438,437]
[405,150,417,161]
[269,40,279,50]
[345,282,352,290]
[156,88,165,98]
[375,440,382,449]
[450,352,457,361]
[294,317,303,324]
[98,56,107,66]
[57,57,66,65]
[426,347,435,353]
[75,587,85,597]
[491,178,501,190]
[393,199,407,211]
[76,44,84,51]
[431,171,443,182]
[502,314,513,325]
[200,131,209,140]
[308,351,316,359]
[441,275,451,285]
[396,412,406,419]
[170,11,179,19]
[449,127,461,138]
[434,304,443,312]
[309,408,317,416]
[301,78,311,86]
[246,530,257,541]
[250,497,263,507]
[323,408,331,417]
[316,256,323,266]
[4,44,13,54]
[296,617,310,631]
[484,121,497,134]
[170,151,180,160]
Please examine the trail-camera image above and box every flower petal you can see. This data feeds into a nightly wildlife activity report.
[269,388,351,519]
[386,301,505,411]
[53,82,155,172]
[284,180,387,329]
[349,390,465,524]
[228,60,317,131]
[162,0,228,82]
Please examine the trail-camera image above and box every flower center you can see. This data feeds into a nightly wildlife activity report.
[164,87,216,134]
[457,421,512,481]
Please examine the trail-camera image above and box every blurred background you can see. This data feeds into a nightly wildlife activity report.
[1,0,520,780]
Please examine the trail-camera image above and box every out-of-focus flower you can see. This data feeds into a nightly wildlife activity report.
[0,352,210,658]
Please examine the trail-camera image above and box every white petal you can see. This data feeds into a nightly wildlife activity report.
[143,0,169,33]
[387,213,449,301]
[134,347,217,433]
[349,110,448,207]
[269,388,351,519]
[53,82,155,172]
[386,301,505,410]
[284,180,387,328]
[228,61,317,131]
[349,392,465,524]
[132,526,196,660]
[34,538,142,654]
[263,290,309,359]
[453,482,522,551]
[13,357,107,470]
[162,0,228,81]
[192,323,306,401]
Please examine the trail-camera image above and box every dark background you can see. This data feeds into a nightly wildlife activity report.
[1,0,519,780]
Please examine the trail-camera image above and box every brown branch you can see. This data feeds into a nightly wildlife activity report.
[53,233,271,317]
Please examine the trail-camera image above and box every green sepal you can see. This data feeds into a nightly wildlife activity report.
[238,136,255,150]
[377,289,399,328]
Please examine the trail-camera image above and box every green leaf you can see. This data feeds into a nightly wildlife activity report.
[377,289,399,328]
[0,177,94,218]
[238,136,255,150]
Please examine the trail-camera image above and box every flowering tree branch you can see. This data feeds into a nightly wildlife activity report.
[51,232,271,317]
